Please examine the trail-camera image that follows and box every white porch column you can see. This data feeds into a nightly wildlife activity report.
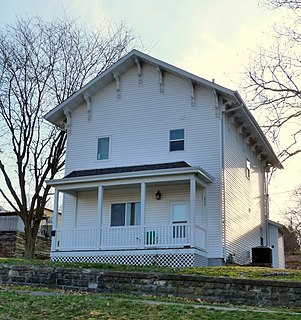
[140,182,146,248]
[190,178,196,246]
[97,186,103,249]
[51,189,59,251]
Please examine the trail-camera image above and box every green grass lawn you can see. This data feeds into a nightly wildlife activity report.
[1,257,301,282]
[0,289,300,320]
[1,259,301,319]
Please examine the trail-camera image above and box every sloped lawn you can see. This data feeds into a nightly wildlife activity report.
[0,289,300,320]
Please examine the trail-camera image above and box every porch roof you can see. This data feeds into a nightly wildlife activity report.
[65,161,192,178]
[47,161,214,187]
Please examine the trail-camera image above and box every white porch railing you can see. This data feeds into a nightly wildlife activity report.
[54,224,195,251]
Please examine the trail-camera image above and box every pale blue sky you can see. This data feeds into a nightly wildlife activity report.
[0,0,282,87]
[0,0,297,220]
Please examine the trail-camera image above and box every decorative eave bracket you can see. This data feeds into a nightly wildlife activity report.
[238,124,249,135]
[83,93,92,121]
[157,67,164,93]
[135,57,142,84]
[244,133,254,145]
[113,72,121,99]
[63,107,72,134]
[56,121,67,132]
[213,90,220,117]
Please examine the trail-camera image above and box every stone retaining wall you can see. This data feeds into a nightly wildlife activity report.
[0,264,301,307]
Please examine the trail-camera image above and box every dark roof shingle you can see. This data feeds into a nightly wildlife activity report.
[64,161,191,179]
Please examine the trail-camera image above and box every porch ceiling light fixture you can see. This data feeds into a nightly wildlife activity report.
[156,190,161,200]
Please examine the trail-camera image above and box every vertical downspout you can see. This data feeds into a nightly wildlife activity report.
[214,89,227,263]
[221,111,227,262]
[220,101,244,262]
[265,168,270,247]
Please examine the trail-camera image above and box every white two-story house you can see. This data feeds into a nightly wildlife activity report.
[45,50,285,268]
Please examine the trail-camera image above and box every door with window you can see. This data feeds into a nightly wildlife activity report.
[171,202,188,242]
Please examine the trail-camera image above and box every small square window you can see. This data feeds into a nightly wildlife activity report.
[169,129,184,151]
[97,137,110,160]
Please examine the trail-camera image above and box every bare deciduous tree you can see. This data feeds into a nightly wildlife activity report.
[284,184,301,249]
[0,17,137,259]
[263,0,301,9]
[244,0,301,163]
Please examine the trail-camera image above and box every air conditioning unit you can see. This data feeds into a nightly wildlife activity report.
[252,246,272,266]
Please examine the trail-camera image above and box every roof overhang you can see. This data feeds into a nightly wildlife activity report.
[230,92,283,169]
[268,219,290,234]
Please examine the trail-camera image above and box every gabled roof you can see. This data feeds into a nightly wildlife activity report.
[44,49,282,169]
[44,49,236,125]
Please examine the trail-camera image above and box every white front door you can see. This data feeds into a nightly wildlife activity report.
[171,202,188,223]
[171,202,188,240]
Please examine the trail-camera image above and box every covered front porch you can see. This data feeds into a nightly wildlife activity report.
[48,162,213,266]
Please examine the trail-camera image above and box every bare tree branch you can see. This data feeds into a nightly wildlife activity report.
[0,16,138,259]
[244,2,301,164]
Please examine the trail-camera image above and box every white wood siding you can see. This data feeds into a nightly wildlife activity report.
[65,65,220,172]
[61,193,76,229]
[223,116,266,264]
[269,225,286,269]
[64,63,223,258]
[76,191,98,228]
[278,231,285,269]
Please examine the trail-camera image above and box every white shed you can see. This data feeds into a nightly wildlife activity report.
[268,220,288,269]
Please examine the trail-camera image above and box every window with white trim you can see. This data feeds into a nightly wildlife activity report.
[169,129,184,151]
[246,159,251,179]
[110,202,141,227]
[97,137,110,160]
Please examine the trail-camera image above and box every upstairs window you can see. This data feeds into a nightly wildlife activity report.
[169,129,184,151]
[246,159,251,179]
[111,202,141,227]
[97,137,110,160]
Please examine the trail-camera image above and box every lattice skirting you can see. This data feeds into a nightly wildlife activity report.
[52,252,208,268]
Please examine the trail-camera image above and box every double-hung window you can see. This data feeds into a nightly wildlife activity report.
[246,159,251,179]
[111,202,141,227]
[169,129,184,151]
[97,137,110,160]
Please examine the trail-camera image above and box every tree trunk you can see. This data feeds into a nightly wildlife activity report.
[24,226,36,260]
